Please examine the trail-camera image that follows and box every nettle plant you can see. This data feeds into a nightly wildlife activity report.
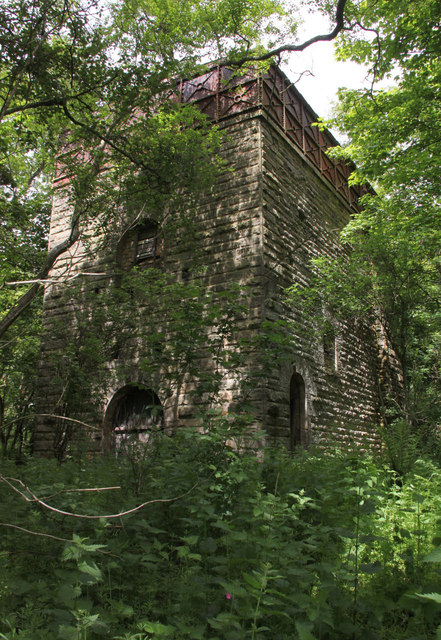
[2,442,441,639]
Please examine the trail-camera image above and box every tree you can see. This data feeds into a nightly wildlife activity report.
[7,0,438,452]
[0,0,356,343]
[301,0,441,438]
[0,0,353,453]
[0,0,358,339]
[0,0,281,449]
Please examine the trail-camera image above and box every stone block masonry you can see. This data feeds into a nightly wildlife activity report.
[33,66,381,456]
[259,114,379,448]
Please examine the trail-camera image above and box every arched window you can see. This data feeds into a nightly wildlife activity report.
[116,219,162,272]
[105,385,164,452]
[289,372,306,449]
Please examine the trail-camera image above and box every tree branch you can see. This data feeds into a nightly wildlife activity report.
[3,96,65,116]
[0,0,349,338]
[2,412,102,432]
[0,522,118,555]
[225,0,348,66]
[0,522,72,543]
[62,101,149,171]
[1,474,198,520]
[0,9,51,122]
[0,106,134,338]
[0,209,81,339]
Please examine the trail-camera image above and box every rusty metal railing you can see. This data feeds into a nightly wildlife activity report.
[178,65,369,213]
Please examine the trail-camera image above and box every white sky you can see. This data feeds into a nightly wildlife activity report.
[284,44,369,119]
[279,12,371,138]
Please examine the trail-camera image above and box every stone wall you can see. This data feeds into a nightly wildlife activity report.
[34,104,381,456]
[258,113,379,448]
[33,113,266,455]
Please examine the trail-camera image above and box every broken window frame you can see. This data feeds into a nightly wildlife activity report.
[134,221,159,264]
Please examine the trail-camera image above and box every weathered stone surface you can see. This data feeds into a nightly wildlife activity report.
[258,114,379,448]
[34,77,381,456]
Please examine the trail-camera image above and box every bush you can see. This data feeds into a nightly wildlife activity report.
[1,423,441,639]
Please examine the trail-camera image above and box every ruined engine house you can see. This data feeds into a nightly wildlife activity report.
[34,65,381,455]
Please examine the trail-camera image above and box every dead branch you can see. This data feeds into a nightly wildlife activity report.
[0,522,119,556]
[3,272,111,287]
[0,522,72,543]
[0,474,198,520]
[1,413,101,432]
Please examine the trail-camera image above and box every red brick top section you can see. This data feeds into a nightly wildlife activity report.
[178,65,368,213]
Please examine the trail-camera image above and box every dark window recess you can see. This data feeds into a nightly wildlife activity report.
[113,387,164,449]
[135,223,157,262]
[110,342,120,360]
[323,329,336,371]
[290,372,306,450]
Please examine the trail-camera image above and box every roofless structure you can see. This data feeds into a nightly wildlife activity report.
[177,65,369,213]
[34,65,381,456]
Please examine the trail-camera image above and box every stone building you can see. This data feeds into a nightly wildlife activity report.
[33,65,381,456]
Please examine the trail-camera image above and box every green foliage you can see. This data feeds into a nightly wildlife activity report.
[318,0,441,435]
[285,0,441,443]
[0,0,297,453]
[43,267,256,456]
[2,436,441,639]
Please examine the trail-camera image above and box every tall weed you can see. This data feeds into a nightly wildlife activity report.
[1,426,441,638]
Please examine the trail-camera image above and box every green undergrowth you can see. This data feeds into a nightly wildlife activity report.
[2,422,441,639]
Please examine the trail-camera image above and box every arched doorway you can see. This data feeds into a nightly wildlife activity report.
[289,372,306,450]
[104,385,164,452]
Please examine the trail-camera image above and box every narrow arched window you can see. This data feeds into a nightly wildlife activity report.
[289,373,306,449]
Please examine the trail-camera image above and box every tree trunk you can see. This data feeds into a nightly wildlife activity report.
[0,214,80,339]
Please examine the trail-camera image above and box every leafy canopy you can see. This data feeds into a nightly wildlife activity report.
[305,0,441,433]
[0,0,297,448]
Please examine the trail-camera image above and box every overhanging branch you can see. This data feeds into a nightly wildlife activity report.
[226,0,348,66]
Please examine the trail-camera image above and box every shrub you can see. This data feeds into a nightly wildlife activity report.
[1,424,441,639]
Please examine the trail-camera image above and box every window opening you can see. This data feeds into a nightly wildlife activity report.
[323,326,337,371]
[112,387,163,450]
[135,222,157,263]
[289,372,306,449]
